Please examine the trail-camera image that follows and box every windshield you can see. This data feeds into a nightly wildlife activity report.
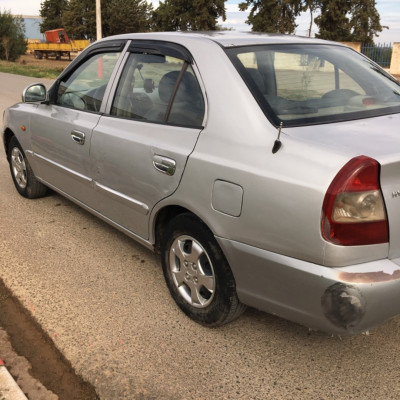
[226,44,400,127]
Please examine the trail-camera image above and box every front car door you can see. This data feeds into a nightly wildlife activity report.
[29,41,125,205]
[90,41,206,239]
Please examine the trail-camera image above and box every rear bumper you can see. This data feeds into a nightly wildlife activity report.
[217,236,400,335]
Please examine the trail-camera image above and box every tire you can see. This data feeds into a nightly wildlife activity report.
[161,213,246,327]
[7,136,47,199]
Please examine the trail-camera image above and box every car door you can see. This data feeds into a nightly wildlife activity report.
[30,42,125,205]
[90,41,206,239]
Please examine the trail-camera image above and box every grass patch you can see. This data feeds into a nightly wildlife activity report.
[0,61,63,79]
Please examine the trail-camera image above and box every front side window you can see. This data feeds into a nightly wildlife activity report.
[111,52,205,127]
[56,52,121,112]
[227,44,400,127]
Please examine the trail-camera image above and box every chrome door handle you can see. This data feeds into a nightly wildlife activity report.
[153,155,176,176]
[71,130,85,145]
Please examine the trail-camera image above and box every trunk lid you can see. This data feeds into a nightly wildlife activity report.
[286,113,400,258]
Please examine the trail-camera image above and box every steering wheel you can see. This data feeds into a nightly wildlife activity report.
[59,92,87,110]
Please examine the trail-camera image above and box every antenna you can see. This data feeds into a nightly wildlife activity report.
[272,122,283,154]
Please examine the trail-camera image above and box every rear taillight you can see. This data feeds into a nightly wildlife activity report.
[321,156,388,246]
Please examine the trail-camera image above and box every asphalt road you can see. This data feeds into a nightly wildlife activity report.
[1,72,400,400]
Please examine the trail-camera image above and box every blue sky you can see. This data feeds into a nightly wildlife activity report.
[1,0,398,43]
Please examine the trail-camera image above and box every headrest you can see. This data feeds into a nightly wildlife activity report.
[158,70,200,103]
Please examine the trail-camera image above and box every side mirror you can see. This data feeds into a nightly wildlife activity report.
[22,84,47,103]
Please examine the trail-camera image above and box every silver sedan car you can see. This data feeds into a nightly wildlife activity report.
[3,32,400,335]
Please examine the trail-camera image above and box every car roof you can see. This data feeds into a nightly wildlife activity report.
[100,31,339,48]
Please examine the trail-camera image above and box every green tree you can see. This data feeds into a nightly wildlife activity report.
[62,0,97,40]
[314,0,383,43]
[39,0,68,33]
[349,0,384,44]
[62,0,152,40]
[103,0,153,36]
[314,0,352,41]
[152,0,226,31]
[0,10,26,61]
[238,0,302,34]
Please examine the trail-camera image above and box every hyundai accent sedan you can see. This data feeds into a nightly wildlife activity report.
[3,32,400,335]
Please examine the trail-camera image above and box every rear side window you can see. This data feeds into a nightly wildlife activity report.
[111,52,205,127]
[227,44,400,127]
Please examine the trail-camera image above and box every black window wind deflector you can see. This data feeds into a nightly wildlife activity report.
[128,40,193,64]
[55,40,126,83]
[90,39,125,52]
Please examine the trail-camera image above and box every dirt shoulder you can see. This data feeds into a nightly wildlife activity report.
[0,280,99,400]
[0,327,57,400]
[19,53,75,70]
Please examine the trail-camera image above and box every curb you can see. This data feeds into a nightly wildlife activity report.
[0,359,28,400]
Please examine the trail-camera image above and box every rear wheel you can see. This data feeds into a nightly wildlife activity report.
[8,136,47,199]
[161,213,246,326]
[34,51,43,60]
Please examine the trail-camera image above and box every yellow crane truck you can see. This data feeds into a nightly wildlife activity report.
[27,29,90,60]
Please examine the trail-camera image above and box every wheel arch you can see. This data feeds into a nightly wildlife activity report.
[3,129,15,160]
[153,205,212,254]
[158,209,247,325]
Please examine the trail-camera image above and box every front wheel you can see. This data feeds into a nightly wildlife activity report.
[7,136,48,199]
[161,213,246,327]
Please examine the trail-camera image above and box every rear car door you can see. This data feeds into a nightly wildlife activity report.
[30,42,124,205]
[90,41,206,239]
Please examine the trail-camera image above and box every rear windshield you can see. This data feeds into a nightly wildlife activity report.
[226,44,400,127]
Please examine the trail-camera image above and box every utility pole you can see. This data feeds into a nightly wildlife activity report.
[96,0,102,40]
